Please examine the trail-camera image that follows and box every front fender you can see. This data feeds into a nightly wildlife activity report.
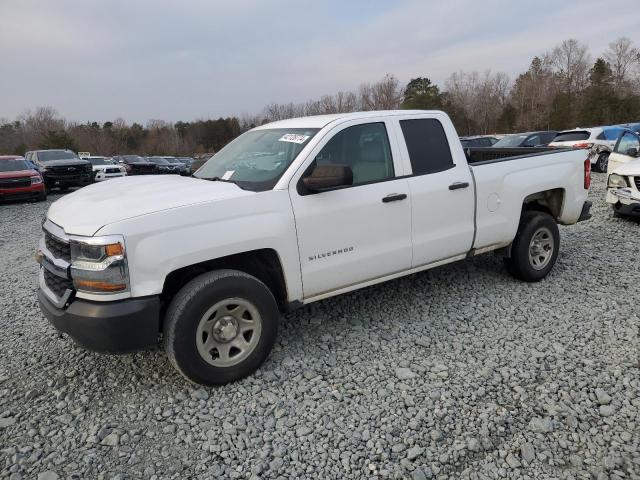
[97,191,303,302]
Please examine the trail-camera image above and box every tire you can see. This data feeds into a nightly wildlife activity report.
[37,190,47,202]
[595,153,608,173]
[504,211,560,282]
[163,269,279,386]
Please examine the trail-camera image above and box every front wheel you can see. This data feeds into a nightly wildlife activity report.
[504,211,560,282]
[163,269,279,385]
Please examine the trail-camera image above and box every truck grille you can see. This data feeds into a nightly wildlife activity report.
[0,178,31,189]
[634,177,640,190]
[45,231,71,262]
[44,269,73,298]
[48,164,91,174]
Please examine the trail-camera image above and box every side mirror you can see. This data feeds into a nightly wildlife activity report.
[302,164,353,192]
[626,147,639,157]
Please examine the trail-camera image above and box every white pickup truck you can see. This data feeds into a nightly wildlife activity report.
[37,110,592,385]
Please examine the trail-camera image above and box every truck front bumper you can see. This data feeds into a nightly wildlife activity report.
[606,188,640,216]
[38,289,161,353]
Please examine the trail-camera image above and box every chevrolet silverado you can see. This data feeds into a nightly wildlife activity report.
[36,110,592,385]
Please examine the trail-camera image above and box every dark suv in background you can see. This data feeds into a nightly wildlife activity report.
[25,149,92,191]
[147,156,181,174]
[112,155,159,175]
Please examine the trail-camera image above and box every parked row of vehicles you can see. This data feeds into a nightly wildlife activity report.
[0,150,204,202]
[461,122,640,173]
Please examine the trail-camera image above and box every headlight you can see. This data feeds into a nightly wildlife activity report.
[31,175,43,185]
[70,235,129,294]
[608,174,628,188]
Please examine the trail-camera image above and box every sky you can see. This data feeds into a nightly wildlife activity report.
[1,0,638,124]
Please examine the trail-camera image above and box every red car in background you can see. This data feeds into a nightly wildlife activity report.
[0,156,46,202]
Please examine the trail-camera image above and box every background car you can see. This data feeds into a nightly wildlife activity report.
[164,157,189,175]
[24,149,92,191]
[175,157,195,175]
[459,136,499,148]
[0,155,46,202]
[113,155,159,175]
[607,130,640,173]
[82,155,127,182]
[606,157,640,218]
[549,126,628,172]
[147,156,180,174]
[492,131,558,148]
[616,122,640,135]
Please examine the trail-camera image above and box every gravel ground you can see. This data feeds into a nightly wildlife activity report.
[1,174,639,480]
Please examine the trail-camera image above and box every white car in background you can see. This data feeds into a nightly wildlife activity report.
[607,130,640,173]
[606,158,640,218]
[549,126,628,172]
[81,156,127,182]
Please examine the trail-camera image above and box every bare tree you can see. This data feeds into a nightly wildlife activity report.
[547,39,591,95]
[358,74,403,110]
[604,37,639,91]
[444,70,511,134]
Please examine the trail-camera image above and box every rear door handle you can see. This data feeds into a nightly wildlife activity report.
[448,182,470,190]
[382,193,407,203]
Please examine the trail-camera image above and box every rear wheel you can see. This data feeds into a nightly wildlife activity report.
[504,211,559,282]
[163,269,279,385]
[595,153,609,173]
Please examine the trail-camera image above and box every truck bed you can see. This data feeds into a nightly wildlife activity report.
[467,147,589,251]
[465,147,566,165]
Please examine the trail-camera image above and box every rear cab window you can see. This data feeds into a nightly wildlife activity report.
[399,118,454,175]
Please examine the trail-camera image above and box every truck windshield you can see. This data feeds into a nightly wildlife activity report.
[38,150,79,162]
[89,157,110,165]
[0,159,29,172]
[194,128,319,191]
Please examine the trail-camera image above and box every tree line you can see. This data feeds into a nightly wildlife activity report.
[1,37,639,156]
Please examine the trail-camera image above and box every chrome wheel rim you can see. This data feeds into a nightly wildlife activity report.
[196,298,262,367]
[528,227,554,270]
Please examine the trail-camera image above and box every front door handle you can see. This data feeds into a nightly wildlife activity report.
[382,193,407,203]
[449,182,470,190]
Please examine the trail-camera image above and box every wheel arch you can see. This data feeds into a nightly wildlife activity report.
[522,188,565,221]
[161,248,290,316]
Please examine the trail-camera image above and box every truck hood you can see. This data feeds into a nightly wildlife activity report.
[0,169,35,179]
[47,175,252,236]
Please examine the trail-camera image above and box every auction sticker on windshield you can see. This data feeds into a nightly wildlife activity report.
[279,134,310,144]
[221,170,235,180]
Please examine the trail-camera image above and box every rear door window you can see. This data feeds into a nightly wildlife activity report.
[400,118,454,175]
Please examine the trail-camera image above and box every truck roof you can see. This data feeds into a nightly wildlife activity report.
[253,110,445,130]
